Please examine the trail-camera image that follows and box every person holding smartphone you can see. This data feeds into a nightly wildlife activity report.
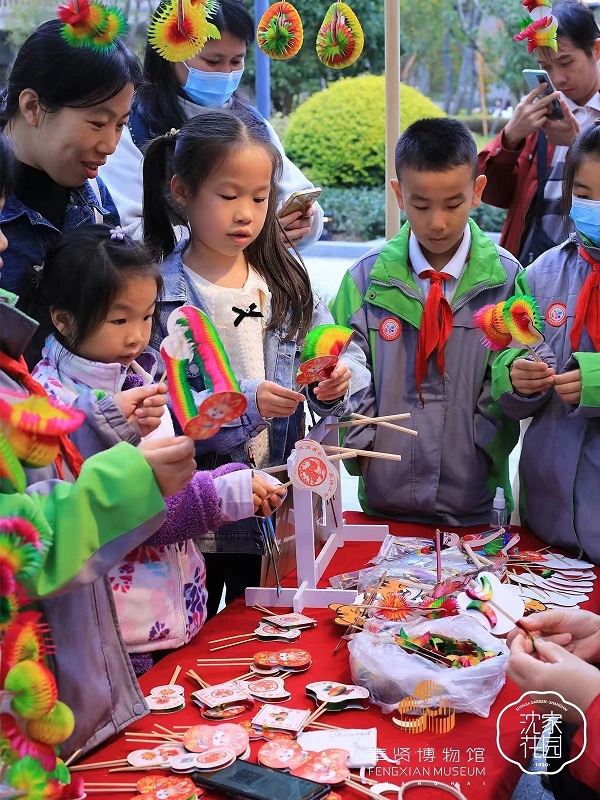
[478,0,600,264]
[100,0,323,249]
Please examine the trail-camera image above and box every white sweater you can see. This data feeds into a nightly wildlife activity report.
[100,97,323,249]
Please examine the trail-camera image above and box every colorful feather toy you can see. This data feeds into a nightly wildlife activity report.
[148,0,220,63]
[57,0,127,52]
[296,324,354,385]
[257,2,304,60]
[514,0,557,53]
[316,2,364,69]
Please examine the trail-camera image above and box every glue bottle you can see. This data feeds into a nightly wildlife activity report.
[490,487,508,530]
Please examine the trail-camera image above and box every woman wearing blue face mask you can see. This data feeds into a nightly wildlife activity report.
[491,121,600,573]
[100,0,323,248]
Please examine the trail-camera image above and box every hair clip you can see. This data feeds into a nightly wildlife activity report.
[167,128,180,139]
[110,226,125,240]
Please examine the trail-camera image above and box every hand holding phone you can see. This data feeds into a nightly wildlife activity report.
[502,70,563,149]
[279,188,322,219]
[522,69,563,120]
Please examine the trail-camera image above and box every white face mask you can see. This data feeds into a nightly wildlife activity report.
[182,65,244,107]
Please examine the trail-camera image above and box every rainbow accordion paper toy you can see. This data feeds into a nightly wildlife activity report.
[257,1,304,60]
[316,2,364,69]
[161,305,247,439]
[472,295,544,351]
[0,390,83,798]
[296,324,354,385]
[514,0,558,53]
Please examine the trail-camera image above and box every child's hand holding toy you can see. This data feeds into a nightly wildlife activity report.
[313,360,351,402]
[509,358,555,395]
[114,384,169,436]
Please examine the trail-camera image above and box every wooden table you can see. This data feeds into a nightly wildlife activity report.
[75,514,599,799]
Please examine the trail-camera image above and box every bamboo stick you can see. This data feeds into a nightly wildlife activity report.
[351,412,411,422]
[63,748,82,767]
[209,636,257,652]
[324,445,402,462]
[209,632,256,644]
[69,759,128,771]
[351,412,417,436]
[187,669,209,688]
[169,664,182,685]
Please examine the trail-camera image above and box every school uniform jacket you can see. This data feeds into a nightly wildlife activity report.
[492,235,600,564]
[0,296,166,757]
[332,218,521,526]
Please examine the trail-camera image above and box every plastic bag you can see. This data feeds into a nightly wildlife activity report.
[348,615,508,718]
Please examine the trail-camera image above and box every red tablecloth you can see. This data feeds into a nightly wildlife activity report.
[74,515,600,800]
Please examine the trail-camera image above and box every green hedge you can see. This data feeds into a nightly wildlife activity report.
[284,75,445,188]
[320,188,506,241]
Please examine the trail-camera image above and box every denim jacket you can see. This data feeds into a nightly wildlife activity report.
[148,243,371,552]
[0,176,119,296]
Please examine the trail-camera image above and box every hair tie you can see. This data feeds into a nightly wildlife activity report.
[110,226,125,241]
[167,128,179,139]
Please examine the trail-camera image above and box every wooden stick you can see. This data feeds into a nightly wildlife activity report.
[351,412,417,437]
[196,658,253,663]
[209,636,257,652]
[187,669,210,688]
[86,790,135,794]
[307,721,345,730]
[324,445,402,462]
[154,723,180,737]
[253,604,276,616]
[435,528,442,584]
[351,412,411,422]
[109,765,169,773]
[63,748,82,767]
[482,593,537,648]
[261,464,289,474]
[85,784,137,789]
[303,700,329,729]
[168,664,182,685]
[209,632,256,644]
[69,759,129,771]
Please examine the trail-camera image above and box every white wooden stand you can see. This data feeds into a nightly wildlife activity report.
[245,417,389,611]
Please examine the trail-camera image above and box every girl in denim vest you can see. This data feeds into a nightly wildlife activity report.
[0,20,140,364]
[142,109,370,616]
[30,224,284,675]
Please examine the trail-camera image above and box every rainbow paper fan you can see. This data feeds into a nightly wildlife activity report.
[27,701,75,746]
[1,612,49,681]
[148,0,221,63]
[0,392,84,468]
[472,303,512,351]
[161,306,247,439]
[57,0,127,52]
[514,0,557,54]
[296,324,354,385]
[0,430,26,493]
[4,660,58,720]
[6,756,49,800]
[502,295,544,346]
[0,587,28,633]
[257,2,304,60]
[316,2,364,69]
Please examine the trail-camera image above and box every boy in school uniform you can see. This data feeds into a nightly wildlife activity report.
[332,118,521,526]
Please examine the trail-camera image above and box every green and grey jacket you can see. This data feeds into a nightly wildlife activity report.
[492,235,600,563]
[0,292,167,757]
[332,219,521,526]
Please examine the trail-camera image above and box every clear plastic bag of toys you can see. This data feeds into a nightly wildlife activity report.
[348,615,508,717]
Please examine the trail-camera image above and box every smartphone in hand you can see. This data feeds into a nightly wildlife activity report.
[522,69,564,120]
[278,188,323,218]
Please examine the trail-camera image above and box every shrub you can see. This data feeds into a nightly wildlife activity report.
[284,75,445,188]
[320,186,386,240]
[471,203,507,234]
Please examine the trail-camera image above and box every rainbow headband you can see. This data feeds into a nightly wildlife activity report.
[296,324,354,385]
[514,0,557,53]
[161,306,247,439]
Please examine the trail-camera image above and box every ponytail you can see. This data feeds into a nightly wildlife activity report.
[142,132,184,260]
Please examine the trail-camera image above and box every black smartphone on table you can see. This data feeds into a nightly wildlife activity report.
[191,761,331,800]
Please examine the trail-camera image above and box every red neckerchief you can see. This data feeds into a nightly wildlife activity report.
[570,246,600,352]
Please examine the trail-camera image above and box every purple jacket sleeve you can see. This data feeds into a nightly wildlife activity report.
[144,463,248,547]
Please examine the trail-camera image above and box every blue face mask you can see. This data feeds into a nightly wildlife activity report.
[570,195,600,247]
[182,65,244,107]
